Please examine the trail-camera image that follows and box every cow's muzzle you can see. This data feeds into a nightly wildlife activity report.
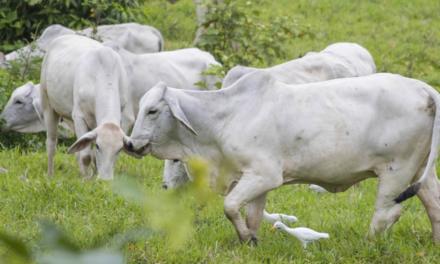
[123,137,150,158]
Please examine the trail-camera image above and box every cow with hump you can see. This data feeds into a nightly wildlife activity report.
[124,71,440,244]
[163,42,377,190]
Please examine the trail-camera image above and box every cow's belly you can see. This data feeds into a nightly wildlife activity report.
[46,81,74,119]
[283,167,376,190]
[279,122,429,192]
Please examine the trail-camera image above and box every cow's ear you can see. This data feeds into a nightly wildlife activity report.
[24,83,35,97]
[68,130,97,154]
[32,98,44,124]
[166,95,197,135]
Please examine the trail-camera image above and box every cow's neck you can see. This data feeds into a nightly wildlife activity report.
[169,89,240,160]
[94,83,122,127]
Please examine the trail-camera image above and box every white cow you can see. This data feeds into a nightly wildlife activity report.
[41,35,116,176]
[223,42,376,88]
[0,82,45,133]
[41,34,219,179]
[3,23,163,66]
[163,42,376,189]
[124,72,440,244]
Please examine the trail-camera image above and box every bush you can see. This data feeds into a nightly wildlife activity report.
[195,0,311,70]
[0,0,140,53]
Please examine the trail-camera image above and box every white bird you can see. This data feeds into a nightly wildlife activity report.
[272,221,329,248]
[263,210,298,224]
[309,184,328,193]
[0,167,7,173]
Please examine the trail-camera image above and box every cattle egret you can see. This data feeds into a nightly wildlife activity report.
[263,210,298,224]
[272,221,329,248]
[309,184,328,193]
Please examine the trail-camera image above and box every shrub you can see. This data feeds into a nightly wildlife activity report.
[195,0,311,70]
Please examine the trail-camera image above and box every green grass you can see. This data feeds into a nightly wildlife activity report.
[2,0,440,263]
[0,149,439,263]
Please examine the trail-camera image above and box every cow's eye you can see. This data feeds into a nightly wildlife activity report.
[173,159,179,163]
[96,144,100,151]
[147,109,158,115]
[14,99,23,105]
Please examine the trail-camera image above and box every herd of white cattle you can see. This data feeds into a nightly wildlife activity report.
[1,22,440,246]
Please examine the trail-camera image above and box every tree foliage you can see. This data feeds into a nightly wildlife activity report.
[195,0,311,70]
[0,0,140,53]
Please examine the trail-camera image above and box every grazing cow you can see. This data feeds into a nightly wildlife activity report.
[40,35,130,179]
[0,82,73,137]
[41,34,219,179]
[223,42,376,88]
[2,23,163,67]
[163,42,376,190]
[0,82,45,133]
[124,72,440,244]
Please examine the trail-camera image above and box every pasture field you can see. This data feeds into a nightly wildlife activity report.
[1,149,440,263]
[1,0,440,263]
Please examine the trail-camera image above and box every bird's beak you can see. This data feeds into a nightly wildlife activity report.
[270,226,276,232]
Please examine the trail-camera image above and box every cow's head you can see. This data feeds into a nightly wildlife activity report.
[162,159,191,189]
[124,82,197,158]
[68,123,125,180]
[0,82,45,133]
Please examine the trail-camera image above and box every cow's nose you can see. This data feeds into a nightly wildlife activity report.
[162,184,168,190]
[126,141,134,152]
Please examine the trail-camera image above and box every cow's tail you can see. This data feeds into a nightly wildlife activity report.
[394,83,440,203]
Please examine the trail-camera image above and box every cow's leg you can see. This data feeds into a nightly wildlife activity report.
[369,164,419,235]
[41,89,59,177]
[72,115,93,178]
[417,167,440,243]
[245,193,267,242]
[224,169,282,244]
[436,175,440,197]
[44,108,59,177]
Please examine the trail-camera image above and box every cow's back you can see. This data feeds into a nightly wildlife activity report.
[80,23,163,53]
[41,35,102,118]
[222,42,376,88]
